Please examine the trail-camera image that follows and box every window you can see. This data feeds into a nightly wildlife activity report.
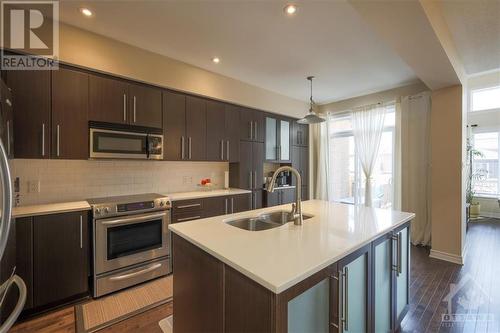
[329,106,395,208]
[471,86,500,112]
[472,131,499,196]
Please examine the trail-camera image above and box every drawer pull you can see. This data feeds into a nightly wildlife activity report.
[177,203,201,209]
[176,215,201,222]
[109,263,162,281]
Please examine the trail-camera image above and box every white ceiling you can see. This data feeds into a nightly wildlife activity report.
[58,0,418,103]
[440,0,500,75]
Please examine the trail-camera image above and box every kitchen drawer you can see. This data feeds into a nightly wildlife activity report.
[172,211,205,223]
[172,199,204,215]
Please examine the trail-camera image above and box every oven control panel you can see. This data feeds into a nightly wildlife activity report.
[92,197,171,218]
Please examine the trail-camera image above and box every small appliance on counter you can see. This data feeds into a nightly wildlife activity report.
[88,193,171,297]
[265,170,292,188]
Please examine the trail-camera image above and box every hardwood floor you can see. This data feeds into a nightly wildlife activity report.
[10,220,500,333]
[402,219,500,333]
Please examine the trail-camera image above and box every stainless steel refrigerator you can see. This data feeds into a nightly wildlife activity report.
[0,78,26,333]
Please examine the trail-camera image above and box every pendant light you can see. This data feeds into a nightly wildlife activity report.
[297,76,325,124]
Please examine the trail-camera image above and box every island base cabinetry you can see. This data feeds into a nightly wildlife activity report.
[172,221,410,333]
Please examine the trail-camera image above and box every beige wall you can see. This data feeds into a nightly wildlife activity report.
[430,85,464,260]
[58,23,307,118]
[319,81,428,113]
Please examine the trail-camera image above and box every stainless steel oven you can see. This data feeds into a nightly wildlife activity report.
[89,194,171,297]
[90,127,163,160]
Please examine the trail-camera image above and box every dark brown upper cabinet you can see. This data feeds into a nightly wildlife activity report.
[186,96,207,161]
[89,74,162,128]
[225,105,240,163]
[265,115,291,163]
[5,70,51,158]
[127,82,162,128]
[292,145,309,187]
[51,67,89,160]
[240,108,264,142]
[292,122,309,147]
[33,211,89,308]
[206,100,226,161]
[163,91,186,160]
[163,93,206,161]
[89,74,129,125]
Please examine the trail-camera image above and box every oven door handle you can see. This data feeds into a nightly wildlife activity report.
[100,212,168,226]
[108,263,163,281]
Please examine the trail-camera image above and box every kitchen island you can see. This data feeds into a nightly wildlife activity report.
[169,200,414,333]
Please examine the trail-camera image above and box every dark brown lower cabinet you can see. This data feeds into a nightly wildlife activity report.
[15,217,34,310]
[32,211,89,308]
[264,188,295,207]
[173,221,411,333]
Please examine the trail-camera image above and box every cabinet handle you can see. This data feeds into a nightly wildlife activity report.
[177,203,201,209]
[253,192,257,209]
[41,123,45,157]
[254,121,258,140]
[249,121,253,140]
[109,263,162,281]
[249,172,252,189]
[123,94,127,122]
[231,197,234,213]
[398,232,402,275]
[6,120,10,156]
[79,215,83,249]
[342,267,349,331]
[56,125,60,157]
[188,137,192,159]
[330,273,340,330]
[181,136,185,159]
[226,140,230,161]
[176,215,201,222]
[253,171,257,189]
[133,96,137,123]
[225,198,228,214]
[298,131,302,145]
[220,140,224,160]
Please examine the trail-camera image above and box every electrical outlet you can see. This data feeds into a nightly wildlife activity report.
[28,180,40,193]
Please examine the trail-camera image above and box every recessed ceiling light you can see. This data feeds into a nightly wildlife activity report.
[212,57,220,64]
[79,7,93,17]
[283,4,297,16]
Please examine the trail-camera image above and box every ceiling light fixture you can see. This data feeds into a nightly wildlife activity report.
[212,57,220,64]
[284,4,297,16]
[79,7,93,17]
[297,76,325,124]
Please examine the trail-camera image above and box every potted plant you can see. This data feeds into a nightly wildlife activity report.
[466,141,486,219]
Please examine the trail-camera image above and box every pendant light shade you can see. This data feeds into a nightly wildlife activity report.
[297,76,325,124]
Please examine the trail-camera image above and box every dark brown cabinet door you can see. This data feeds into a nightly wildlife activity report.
[15,217,34,310]
[33,211,89,307]
[239,108,263,142]
[232,193,251,213]
[186,96,207,161]
[163,91,186,160]
[252,142,264,190]
[251,190,263,210]
[204,196,228,217]
[5,70,51,158]
[264,190,280,207]
[225,105,240,162]
[302,186,309,200]
[292,146,309,187]
[89,74,128,124]
[51,67,89,159]
[128,83,162,128]
[206,101,226,161]
[238,141,253,190]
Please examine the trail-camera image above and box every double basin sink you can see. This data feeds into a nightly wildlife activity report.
[226,210,313,231]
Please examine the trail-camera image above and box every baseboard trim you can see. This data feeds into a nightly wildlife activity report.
[429,249,463,265]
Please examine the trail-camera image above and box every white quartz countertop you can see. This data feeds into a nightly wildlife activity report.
[13,201,91,218]
[167,188,251,201]
[169,200,414,294]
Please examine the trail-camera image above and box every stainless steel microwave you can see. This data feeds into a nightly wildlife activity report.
[90,128,163,160]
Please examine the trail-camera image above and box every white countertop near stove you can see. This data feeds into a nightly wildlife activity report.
[167,188,251,201]
[169,200,414,293]
[13,201,91,218]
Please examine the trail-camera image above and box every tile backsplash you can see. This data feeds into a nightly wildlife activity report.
[10,159,228,206]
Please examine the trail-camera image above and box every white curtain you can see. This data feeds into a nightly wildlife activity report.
[401,92,432,246]
[352,104,386,207]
